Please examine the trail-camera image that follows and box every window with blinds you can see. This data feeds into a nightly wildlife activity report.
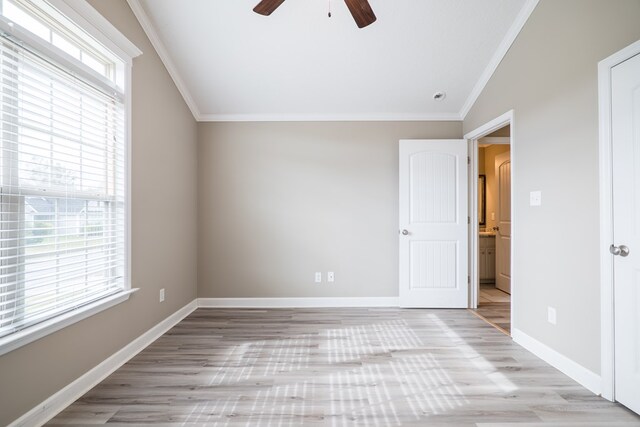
[0,0,128,341]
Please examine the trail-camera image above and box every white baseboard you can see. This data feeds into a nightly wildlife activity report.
[198,296,399,308]
[10,299,198,427]
[512,328,601,395]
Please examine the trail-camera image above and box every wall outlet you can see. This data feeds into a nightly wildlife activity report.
[547,306,556,325]
[315,272,322,283]
[159,288,165,302]
[491,212,495,221]
[530,190,542,206]
[327,272,335,282]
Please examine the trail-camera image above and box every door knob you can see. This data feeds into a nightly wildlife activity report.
[401,229,409,235]
[610,244,630,257]
[492,226,499,231]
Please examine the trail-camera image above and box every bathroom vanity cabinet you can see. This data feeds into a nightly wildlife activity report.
[479,234,496,283]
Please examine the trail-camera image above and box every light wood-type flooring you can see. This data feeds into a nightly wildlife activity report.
[48,308,640,426]
[473,284,511,334]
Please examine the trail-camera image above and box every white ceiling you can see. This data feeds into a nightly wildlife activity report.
[128,0,537,121]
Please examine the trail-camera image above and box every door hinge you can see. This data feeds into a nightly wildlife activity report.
[468,276,470,284]
[467,156,471,165]
[468,216,470,224]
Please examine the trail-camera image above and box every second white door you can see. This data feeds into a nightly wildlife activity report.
[495,150,511,294]
[611,51,640,415]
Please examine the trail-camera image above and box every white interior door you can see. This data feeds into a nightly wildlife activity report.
[611,52,640,414]
[495,150,511,294]
[399,140,468,308]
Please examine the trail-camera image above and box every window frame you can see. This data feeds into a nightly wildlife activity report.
[0,0,141,356]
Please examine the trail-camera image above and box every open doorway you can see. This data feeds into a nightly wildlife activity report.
[466,111,514,336]
[475,128,510,334]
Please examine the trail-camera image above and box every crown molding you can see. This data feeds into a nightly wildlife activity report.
[459,0,540,120]
[126,0,202,120]
[198,112,462,122]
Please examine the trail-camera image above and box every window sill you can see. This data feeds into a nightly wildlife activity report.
[0,288,139,357]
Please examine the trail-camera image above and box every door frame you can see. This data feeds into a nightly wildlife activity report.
[464,111,515,331]
[597,39,640,402]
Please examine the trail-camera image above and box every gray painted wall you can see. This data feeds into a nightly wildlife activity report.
[464,0,640,374]
[0,1,198,425]
[198,122,461,298]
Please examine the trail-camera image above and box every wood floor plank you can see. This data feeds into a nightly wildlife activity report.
[473,284,511,334]
[47,308,640,426]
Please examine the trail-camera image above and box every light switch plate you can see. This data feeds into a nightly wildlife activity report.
[315,272,322,283]
[530,190,542,206]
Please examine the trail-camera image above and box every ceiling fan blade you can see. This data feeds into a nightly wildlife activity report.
[253,0,286,16]
[343,0,376,28]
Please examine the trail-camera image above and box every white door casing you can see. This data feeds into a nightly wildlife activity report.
[495,150,511,294]
[464,110,514,311]
[611,52,640,414]
[399,140,468,308]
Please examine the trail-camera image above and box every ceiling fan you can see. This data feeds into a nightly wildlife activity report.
[253,0,377,28]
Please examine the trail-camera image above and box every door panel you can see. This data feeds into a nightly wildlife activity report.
[410,152,457,223]
[495,151,511,294]
[410,241,457,289]
[612,52,640,414]
[399,140,468,308]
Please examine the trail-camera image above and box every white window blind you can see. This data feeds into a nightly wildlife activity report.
[0,0,127,340]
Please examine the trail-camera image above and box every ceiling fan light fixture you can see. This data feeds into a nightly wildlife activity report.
[252,0,376,28]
